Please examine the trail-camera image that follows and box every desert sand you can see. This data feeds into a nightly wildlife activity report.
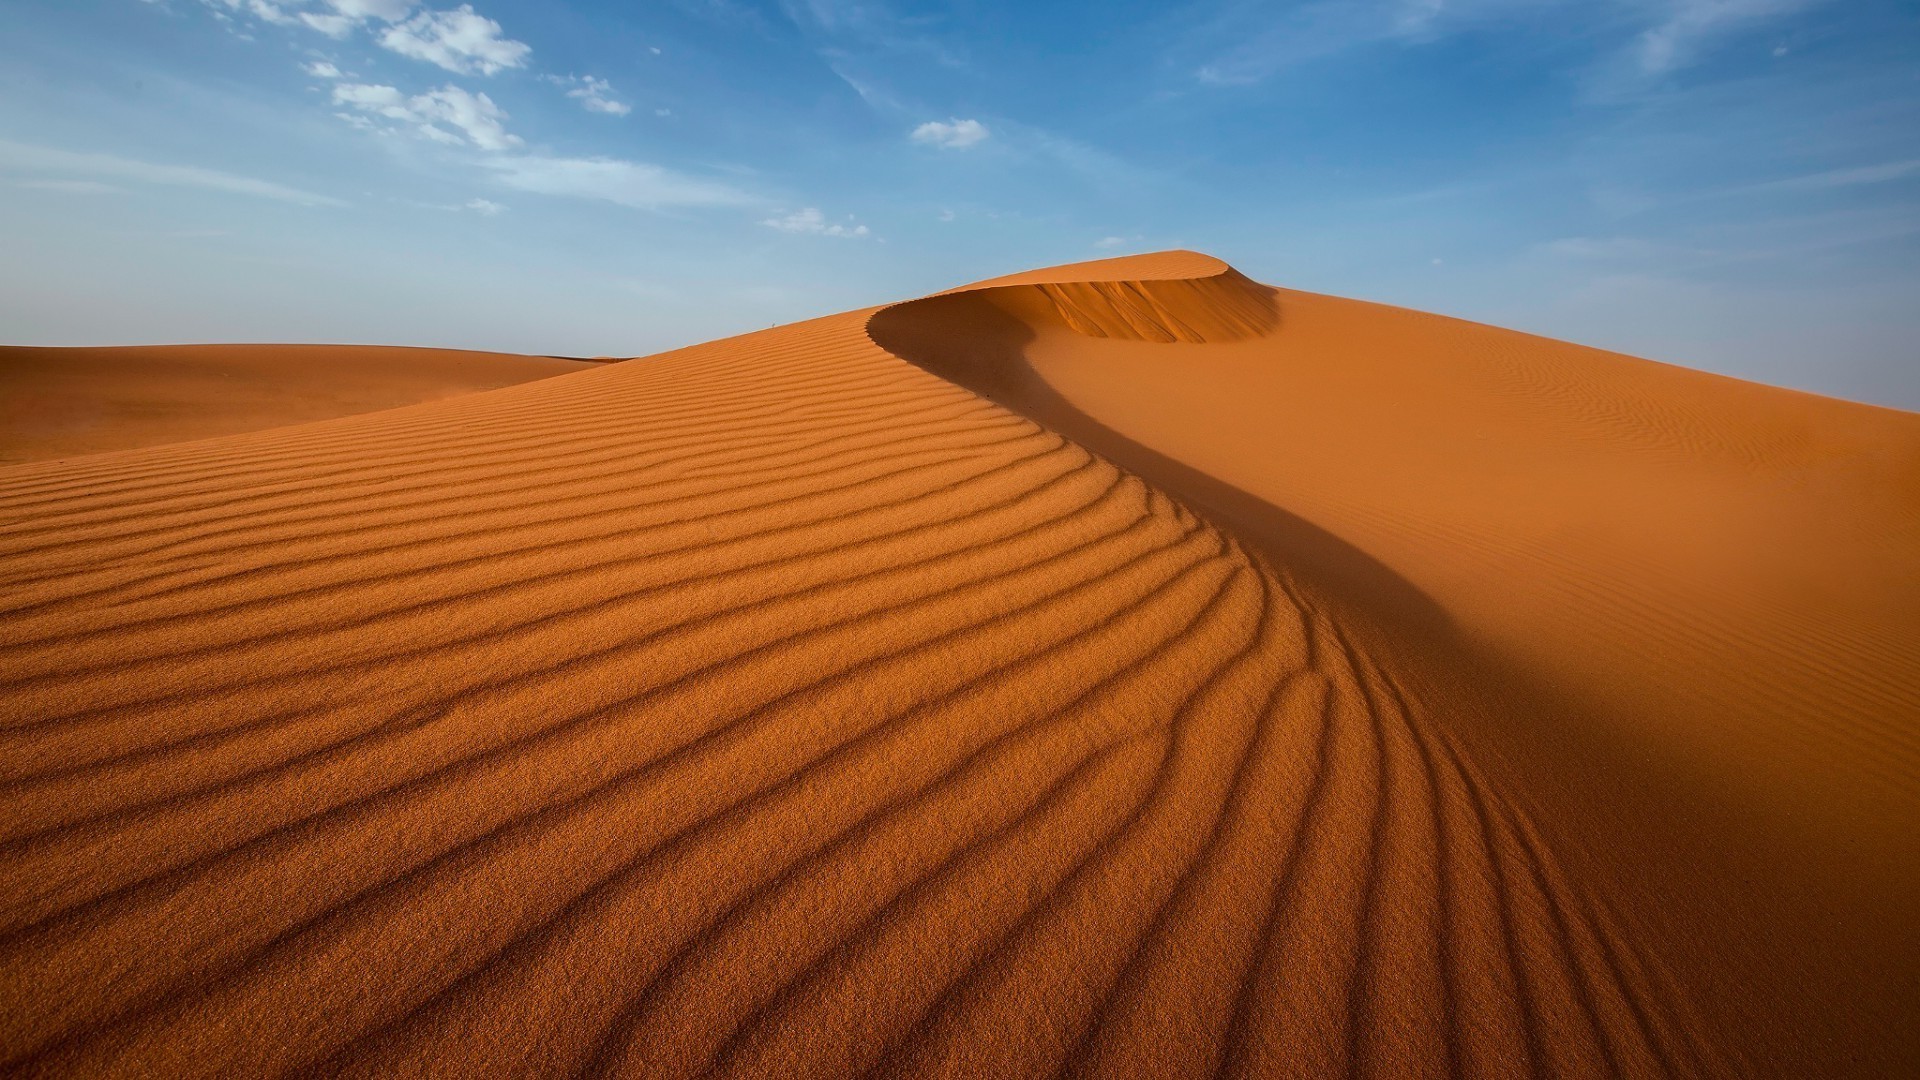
[0,344,596,465]
[0,252,1915,1077]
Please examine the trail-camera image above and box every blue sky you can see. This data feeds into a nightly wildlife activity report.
[2,1,1916,407]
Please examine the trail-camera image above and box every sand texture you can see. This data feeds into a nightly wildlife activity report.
[1,252,1915,1077]
[0,344,595,465]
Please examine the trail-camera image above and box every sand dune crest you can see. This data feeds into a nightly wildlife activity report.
[0,252,1913,1076]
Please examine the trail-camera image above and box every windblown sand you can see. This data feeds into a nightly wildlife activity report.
[0,344,594,465]
[0,253,1914,1077]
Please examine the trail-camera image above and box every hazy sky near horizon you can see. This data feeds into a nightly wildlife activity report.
[2,0,1916,407]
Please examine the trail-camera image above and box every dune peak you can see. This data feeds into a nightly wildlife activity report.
[1,248,1916,1078]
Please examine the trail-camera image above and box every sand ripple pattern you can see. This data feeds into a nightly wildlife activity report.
[1,275,1710,1075]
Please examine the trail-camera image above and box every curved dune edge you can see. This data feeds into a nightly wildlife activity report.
[935,252,1278,344]
[0,251,1902,1077]
[0,343,597,465]
[872,253,1920,1076]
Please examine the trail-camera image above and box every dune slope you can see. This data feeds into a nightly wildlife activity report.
[0,253,1913,1077]
[874,252,1920,1074]
[0,344,595,464]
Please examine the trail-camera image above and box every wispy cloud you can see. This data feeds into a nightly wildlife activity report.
[1744,158,1920,193]
[299,12,357,37]
[377,5,530,75]
[546,75,632,117]
[778,0,967,67]
[201,0,302,28]
[1190,0,1824,86]
[203,0,410,36]
[481,155,754,210]
[332,82,521,149]
[1007,121,1160,197]
[826,61,903,112]
[196,2,531,75]
[0,137,345,206]
[1635,0,1819,74]
[325,0,413,18]
[762,206,870,236]
[1192,0,1464,86]
[910,118,988,149]
[178,1,772,222]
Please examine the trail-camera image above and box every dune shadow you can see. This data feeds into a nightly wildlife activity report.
[867,287,1458,644]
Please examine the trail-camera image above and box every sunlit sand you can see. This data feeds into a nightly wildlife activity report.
[1,252,1914,1076]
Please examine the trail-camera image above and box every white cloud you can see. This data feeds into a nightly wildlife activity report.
[910,117,988,149]
[298,12,354,36]
[1746,158,1920,192]
[1637,0,1816,73]
[326,0,413,18]
[332,82,521,150]
[378,5,530,75]
[1193,0,1445,86]
[762,207,870,237]
[0,137,345,206]
[213,0,300,27]
[1188,0,1822,85]
[289,0,418,36]
[1094,236,1128,249]
[463,197,504,215]
[1393,0,1448,36]
[480,154,753,210]
[302,60,344,78]
[547,75,632,116]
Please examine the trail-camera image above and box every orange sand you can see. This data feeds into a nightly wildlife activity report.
[0,253,1914,1077]
[0,344,595,464]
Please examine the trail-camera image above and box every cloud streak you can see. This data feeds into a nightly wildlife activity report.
[481,155,755,210]
[1190,0,1825,85]
[762,207,870,236]
[198,1,532,75]
[378,5,531,75]
[1636,0,1819,74]
[0,137,345,206]
[910,118,988,149]
[548,75,633,117]
[332,82,521,150]
[1744,158,1920,193]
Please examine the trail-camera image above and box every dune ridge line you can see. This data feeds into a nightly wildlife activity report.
[0,251,1913,1076]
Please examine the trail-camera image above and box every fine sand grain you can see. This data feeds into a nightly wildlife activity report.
[1,253,1914,1077]
[0,344,595,465]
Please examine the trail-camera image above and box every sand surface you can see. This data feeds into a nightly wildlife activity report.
[1,252,1915,1077]
[0,344,595,465]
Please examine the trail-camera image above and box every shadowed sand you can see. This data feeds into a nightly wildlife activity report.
[0,344,596,465]
[0,252,1915,1077]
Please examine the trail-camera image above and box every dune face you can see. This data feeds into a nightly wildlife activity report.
[0,254,1914,1077]
[0,344,595,464]
[874,254,1920,1073]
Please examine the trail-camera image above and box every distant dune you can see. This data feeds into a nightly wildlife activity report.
[0,344,595,465]
[0,253,1914,1077]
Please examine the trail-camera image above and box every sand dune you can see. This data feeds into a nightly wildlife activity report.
[0,253,1914,1077]
[0,344,594,465]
